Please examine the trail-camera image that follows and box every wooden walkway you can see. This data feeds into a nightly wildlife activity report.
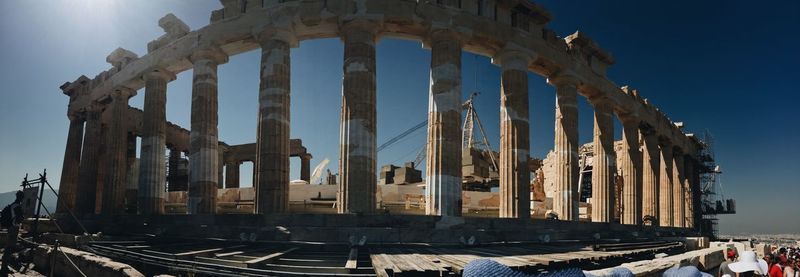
[84,238,682,276]
[369,241,683,276]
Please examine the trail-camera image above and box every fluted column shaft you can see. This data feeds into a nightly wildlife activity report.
[685,158,696,228]
[138,70,172,215]
[672,151,685,227]
[225,161,240,188]
[620,120,642,225]
[57,116,85,213]
[188,48,227,214]
[548,73,580,221]
[496,51,531,218]
[658,141,674,226]
[101,88,135,216]
[425,29,463,216]
[338,19,379,214]
[641,130,660,224]
[76,106,102,215]
[300,155,311,182]
[255,31,293,214]
[591,100,614,222]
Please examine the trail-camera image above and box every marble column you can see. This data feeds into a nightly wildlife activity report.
[590,99,614,222]
[300,154,311,183]
[685,157,697,228]
[547,71,580,221]
[76,105,103,215]
[495,50,533,218]
[167,149,186,191]
[217,145,226,189]
[338,19,379,214]
[125,133,138,212]
[225,160,240,188]
[641,128,660,225]
[425,28,463,217]
[254,28,295,214]
[101,88,135,216]
[672,149,685,227]
[137,69,173,215]
[57,115,85,213]
[658,139,674,227]
[188,47,228,214]
[619,119,642,225]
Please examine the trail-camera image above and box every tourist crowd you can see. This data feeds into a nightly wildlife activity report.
[718,246,800,277]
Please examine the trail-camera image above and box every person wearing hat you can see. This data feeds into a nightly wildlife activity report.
[720,248,739,277]
[728,251,769,277]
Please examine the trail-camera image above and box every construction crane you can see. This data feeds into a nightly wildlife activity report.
[377,92,498,171]
[462,92,498,171]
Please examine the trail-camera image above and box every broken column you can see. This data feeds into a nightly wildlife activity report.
[338,19,380,214]
[590,98,614,222]
[57,114,84,213]
[225,160,240,188]
[658,139,674,227]
[494,48,533,218]
[619,119,642,225]
[547,71,580,221]
[138,69,174,215]
[101,88,135,216]
[254,27,296,214]
[300,154,311,183]
[188,47,227,214]
[672,149,685,227]
[641,127,660,225]
[425,28,463,217]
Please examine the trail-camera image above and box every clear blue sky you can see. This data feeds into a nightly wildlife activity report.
[0,1,797,234]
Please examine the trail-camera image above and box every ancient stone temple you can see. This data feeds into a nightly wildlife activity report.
[52,1,714,275]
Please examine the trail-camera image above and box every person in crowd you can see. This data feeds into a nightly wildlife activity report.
[720,248,739,277]
[766,253,784,277]
[729,251,769,277]
[0,191,25,276]
[782,255,795,277]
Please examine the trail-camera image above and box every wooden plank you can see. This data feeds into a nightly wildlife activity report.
[194,256,247,268]
[369,253,395,277]
[214,251,244,258]
[141,249,176,259]
[345,247,359,269]
[244,247,298,268]
[176,245,246,257]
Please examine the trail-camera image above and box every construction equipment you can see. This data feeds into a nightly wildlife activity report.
[698,130,735,239]
[309,158,330,185]
[462,92,498,171]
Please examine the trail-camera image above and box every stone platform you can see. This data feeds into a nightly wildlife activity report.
[64,214,697,244]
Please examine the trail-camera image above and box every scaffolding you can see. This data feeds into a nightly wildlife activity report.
[698,130,735,239]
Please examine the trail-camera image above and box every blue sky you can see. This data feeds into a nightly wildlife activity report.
[0,1,797,234]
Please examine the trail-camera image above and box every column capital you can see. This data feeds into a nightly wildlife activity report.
[547,69,582,87]
[189,46,228,65]
[67,111,84,122]
[588,96,614,110]
[144,67,176,82]
[339,17,383,40]
[110,86,136,100]
[492,44,537,71]
[422,27,466,48]
[253,25,298,48]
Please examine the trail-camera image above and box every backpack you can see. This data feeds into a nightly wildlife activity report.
[0,204,12,228]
